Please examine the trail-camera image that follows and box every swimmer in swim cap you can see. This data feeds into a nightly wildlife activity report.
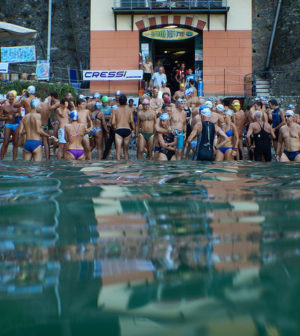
[69,110,79,121]
[9,90,17,98]
[27,85,36,95]
[19,97,55,162]
[30,98,41,109]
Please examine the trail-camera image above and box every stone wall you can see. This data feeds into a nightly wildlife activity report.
[0,0,90,82]
[252,0,300,96]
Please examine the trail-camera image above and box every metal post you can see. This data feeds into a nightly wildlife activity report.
[47,0,52,63]
[265,0,282,70]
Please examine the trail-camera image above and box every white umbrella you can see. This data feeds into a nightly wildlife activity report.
[0,21,37,41]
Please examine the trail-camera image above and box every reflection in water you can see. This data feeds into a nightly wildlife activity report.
[0,161,300,335]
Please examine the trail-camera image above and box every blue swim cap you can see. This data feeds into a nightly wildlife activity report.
[185,88,193,96]
[161,80,167,84]
[115,90,122,95]
[94,102,101,110]
[159,113,170,121]
[199,105,206,112]
[177,98,184,104]
[288,104,295,109]
[30,98,41,109]
[69,110,79,121]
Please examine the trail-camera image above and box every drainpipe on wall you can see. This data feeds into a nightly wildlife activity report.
[265,0,282,70]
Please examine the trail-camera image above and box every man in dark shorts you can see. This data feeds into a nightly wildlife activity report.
[141,56,153,90]
[111,95,135,160]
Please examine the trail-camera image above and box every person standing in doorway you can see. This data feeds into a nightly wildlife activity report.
[142,56,153,90]
[151,66,167,89]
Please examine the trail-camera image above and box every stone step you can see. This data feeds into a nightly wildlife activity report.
[256,80,270,85]
[256,84,270,89]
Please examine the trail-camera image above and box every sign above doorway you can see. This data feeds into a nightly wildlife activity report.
[142,27,198,41]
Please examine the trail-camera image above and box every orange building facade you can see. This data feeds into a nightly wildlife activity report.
[90,0,252,96]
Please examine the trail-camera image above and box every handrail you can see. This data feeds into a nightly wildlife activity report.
[265,0,282,70]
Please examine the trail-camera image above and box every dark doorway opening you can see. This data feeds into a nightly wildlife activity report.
[152,38,195,93]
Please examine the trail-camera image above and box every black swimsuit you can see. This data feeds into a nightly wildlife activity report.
[115,128,131,138]
[158,133,175,160]
[253,122,272,162]
[193,121,215,161]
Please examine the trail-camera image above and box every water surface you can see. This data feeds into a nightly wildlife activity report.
[1,160,300,336]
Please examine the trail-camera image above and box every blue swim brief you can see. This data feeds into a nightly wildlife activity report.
[24,140,42,153]
[284,150,300,161]
[219,147,233,154]
[5,123,19,132]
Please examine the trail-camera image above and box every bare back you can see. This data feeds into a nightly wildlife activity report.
[22,113,42,140]
[113,105,133,129]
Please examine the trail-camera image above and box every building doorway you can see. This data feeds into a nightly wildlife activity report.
[140,26,203,94]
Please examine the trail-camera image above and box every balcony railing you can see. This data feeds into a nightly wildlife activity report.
[113,0,228,10]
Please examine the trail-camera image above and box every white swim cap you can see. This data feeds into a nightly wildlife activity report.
[225,109,233,117]
[92,92,101,99]
[205,101,213,109]
[216,104,225,112]
[201,108,211,117]
[30,98,41,109]
[27,85,36,94]
[286,110,294,117]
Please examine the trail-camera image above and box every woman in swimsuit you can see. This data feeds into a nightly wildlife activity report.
[215,109,239,161]
[156,113,177,161]
[90,103,108,160]
[64,110,86,161]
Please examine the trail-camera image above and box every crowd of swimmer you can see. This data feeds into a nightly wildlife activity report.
[0,84,300,162]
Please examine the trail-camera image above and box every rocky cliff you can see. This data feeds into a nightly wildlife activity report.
[0,0,90,82]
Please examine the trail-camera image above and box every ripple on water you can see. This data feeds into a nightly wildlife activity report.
[0,161,300,335]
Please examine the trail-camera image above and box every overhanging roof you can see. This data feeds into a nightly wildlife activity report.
[0,21,37,42]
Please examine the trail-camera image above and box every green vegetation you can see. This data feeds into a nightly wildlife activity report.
[0,81,77,99]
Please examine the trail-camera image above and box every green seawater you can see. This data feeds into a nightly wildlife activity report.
[0,160,300,336]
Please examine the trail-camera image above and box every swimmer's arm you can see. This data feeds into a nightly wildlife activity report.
[57,108,65,118]
[111,110,116,128]
[274,110,286,130]
[18,120,24,135]
[276,130,283,160]
[232,123,239,149]
[187,125,199,143]
[136,113,140,135]
[215,126,228,149]
[130,111,135,131]
[50,101,60,110]
[246,123,253,147]
[155,119,170,134]
[101,113,108,133]
[270,126,276,139]
[86,112,92,129]
[35,118,50,138]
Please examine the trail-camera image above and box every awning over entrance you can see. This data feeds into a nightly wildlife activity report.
[0,22,37,41]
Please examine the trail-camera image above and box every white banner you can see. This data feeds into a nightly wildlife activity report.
[0,62,9,73]
[83,70,143,81]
